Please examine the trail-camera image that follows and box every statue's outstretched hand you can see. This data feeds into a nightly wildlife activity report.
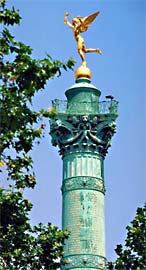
[65,12,69,17]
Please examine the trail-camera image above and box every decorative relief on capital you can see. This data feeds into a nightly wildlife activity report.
[62,176,105,194]
[61,254,106,270]
[50,114,116,157]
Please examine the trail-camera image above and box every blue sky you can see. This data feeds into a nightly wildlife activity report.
[5,0,146,261]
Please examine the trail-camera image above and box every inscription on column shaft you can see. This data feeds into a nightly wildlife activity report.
[63,190,105,256]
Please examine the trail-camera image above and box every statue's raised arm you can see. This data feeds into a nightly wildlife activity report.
[64,11,102,68]
[64,12,74,29]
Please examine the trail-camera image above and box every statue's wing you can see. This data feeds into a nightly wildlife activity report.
[79,11,100,33]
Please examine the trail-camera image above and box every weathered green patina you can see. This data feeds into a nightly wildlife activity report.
[50,78,118,270]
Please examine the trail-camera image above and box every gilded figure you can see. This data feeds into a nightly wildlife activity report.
[64,11,102,67]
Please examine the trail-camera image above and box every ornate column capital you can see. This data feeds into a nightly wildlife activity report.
[50,114,116,158]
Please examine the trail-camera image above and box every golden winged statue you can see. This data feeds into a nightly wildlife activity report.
[64,11,102,67]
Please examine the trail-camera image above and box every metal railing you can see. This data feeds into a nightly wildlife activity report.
[52,99,118,115]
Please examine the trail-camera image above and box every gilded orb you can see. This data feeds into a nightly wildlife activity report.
[75,65,92,79]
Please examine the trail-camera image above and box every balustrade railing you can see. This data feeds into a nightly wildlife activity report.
[52,99,118,115]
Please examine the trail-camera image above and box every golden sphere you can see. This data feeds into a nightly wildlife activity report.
[75,66,92,79]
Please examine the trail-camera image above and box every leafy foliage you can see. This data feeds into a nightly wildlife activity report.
[0,187,69,270]
[0,0,75,187]
[107,203,146,270]
[0,0,75,269]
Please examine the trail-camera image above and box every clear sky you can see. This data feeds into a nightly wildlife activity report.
[5,0,146,262]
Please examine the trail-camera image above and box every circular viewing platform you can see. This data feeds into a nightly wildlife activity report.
[51,99,118,116]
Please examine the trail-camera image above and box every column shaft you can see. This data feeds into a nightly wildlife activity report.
[61,152,106,269]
